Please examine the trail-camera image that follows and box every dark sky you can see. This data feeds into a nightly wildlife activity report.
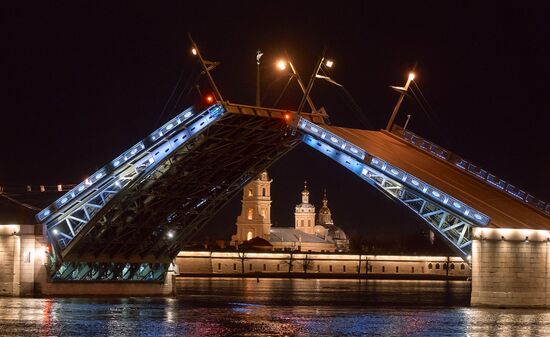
[2,2,549,251]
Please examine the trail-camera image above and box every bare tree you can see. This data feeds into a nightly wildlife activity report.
[357,252,363,278]
[300,254,315,273]
[237,250,248,274]
[281,251,295,274]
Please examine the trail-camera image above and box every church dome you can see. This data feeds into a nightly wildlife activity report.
[317,189,333,225]
[296,181,315,210]
[258,170,270,181]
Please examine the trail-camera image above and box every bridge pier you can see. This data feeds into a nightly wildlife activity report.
[471,227,550,308]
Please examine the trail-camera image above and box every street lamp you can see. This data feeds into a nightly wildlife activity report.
[188,33,223,102]
[385,71,415,131]
[275,58,317,113]
[297,49,342,115]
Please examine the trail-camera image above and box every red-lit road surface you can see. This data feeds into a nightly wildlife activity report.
[326,126,550,230]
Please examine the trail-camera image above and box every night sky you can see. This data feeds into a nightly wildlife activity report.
[2,2,549,252]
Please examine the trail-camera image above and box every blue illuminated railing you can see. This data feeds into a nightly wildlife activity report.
[298,119,366,161]
[391,125,550,217]
[37,104,225,226]
[298,118,491,227]
[367,157,490,225]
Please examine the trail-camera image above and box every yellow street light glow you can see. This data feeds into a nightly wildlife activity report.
[325,60,334,68]
[276,60,287,71]
[191,48,197,56]
[408,72,415,81]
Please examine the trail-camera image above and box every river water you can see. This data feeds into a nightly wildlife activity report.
[0,278,549,336]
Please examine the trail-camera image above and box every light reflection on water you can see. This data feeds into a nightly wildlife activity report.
[0,278,549,336]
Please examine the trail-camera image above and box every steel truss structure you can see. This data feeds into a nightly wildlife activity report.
[296,118,490,260]
[38,103,309,281]
[38,100,493,281]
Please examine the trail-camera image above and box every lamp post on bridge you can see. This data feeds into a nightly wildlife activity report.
[276,52,340,114]
[297,48,340,114]
[188,33,224,102]
[276,57,317,113]
[385,72,415,132]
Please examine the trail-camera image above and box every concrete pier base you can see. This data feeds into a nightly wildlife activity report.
[471,227,550,308]
[35,270,177,297]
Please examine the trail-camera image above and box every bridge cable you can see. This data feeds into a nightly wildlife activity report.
[0,192,42,211]
[272,75,295,108]
[155,67,199,125]
[155,66,188,125]
[408,84,455,148]
[318,67,375,129]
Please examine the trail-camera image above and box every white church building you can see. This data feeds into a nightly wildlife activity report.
[231,171,349,252]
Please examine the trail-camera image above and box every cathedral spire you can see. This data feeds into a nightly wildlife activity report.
[301,180,309,204]
[318,188,333,225]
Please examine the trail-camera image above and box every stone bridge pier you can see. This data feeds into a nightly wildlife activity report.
[471,227,550,308]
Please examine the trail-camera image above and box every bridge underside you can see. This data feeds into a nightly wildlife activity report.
[38,102,549,281]
[65,112,299,262]
[39,104,311,280]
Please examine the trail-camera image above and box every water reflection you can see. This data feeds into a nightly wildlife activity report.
[0,278,548,336]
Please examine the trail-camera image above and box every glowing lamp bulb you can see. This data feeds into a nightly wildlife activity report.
[206,95,214,103]
[408,72,415,81]
[167,231,174,239]
[191,48,197,56]
[284,113,291,120]
[325,60,334,68]
[277,60,287,71]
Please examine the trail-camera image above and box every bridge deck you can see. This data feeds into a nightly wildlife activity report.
[325,126,550,230]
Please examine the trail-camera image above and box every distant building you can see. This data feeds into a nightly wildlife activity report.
[314,190,349,252]
[231,171,349,252]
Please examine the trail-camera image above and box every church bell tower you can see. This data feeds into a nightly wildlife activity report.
[295,181,316,235]
[231,171,272,245]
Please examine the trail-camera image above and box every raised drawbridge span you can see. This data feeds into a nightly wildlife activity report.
[37,102,550,281]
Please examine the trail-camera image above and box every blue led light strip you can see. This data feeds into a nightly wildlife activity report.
[297,118,491,227]
[37,104,225,249]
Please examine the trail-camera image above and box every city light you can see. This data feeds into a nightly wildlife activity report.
[276,60,287,71]
[408,72,415,81]
[325,60,334,68]
[205,95,214,103]
[191,48,197,56]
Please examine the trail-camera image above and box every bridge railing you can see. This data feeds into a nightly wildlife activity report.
[391,125,550,217]
[298,118,491,226]
[36,104,224,224]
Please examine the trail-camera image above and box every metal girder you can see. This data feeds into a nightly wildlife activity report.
[297,117,490,260]
[51,262,168,281]
[37,102,303,281]
[38,104,225,252]
[67,112,299,261]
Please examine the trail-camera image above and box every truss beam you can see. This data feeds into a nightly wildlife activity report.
[297,117,490,260]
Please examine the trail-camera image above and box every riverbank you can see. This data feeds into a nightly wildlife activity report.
[176,272,468,281]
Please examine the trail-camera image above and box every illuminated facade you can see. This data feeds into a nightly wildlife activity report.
[176,251,470,278]
[294,182,316,235]
[232,172,348,252]
[231,171,273,243]
[0,224,46,296]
